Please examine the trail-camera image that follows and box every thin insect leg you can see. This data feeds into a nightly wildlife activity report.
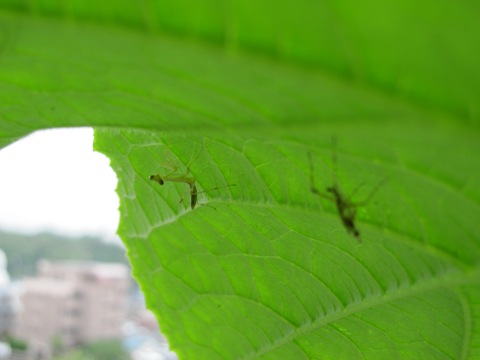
[308,151,334,201]
[185,143,204,173]
[196,203,217,211]
[348,181,365,199]
[192,184,236,210]
[354,177,388,206]
[178,187,192,205]
[195,184,236,196]
[331,135,338,188]
[162,164,181,178]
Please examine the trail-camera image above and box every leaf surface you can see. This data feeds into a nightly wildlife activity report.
[94,125,480,359]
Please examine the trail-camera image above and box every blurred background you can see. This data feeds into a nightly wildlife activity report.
[0,129,177,360]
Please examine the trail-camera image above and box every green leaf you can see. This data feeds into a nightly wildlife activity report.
[1,3,480,360]
[95,126,480,359]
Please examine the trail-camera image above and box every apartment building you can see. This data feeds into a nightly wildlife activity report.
[15,260,130,350]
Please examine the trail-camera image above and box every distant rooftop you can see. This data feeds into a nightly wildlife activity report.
[38,260,130,280]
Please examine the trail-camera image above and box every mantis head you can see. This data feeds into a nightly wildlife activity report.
[149,174,165,185]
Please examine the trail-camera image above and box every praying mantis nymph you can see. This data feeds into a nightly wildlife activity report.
[149,146,235,209]
[308,137,387,241]
[149,173,198,208]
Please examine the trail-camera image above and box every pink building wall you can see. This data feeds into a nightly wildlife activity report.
[15,261,130,349]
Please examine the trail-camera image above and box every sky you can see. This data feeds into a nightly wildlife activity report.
[0,128,119,241]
